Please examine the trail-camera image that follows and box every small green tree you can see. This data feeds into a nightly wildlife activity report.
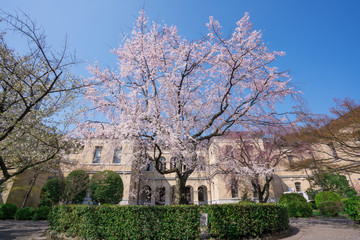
[308,172,357,198]
[89,170,123,204]
[64,170,89,204]
[39,178,65,206]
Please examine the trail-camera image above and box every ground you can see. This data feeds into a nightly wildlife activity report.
[0,218,359,239]
[283,217,360,240]
[0,220,48,240]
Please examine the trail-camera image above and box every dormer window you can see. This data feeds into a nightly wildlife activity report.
[113,148,122,163]
[93,146,102,163]
[287,155,294,167]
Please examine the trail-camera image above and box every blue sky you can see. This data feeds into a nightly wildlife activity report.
[1,0,359,115]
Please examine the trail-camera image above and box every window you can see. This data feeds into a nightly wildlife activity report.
[141,186,152,205]
[144,157,153,171]
[93,146,102,163]
[198,186,208,204]
[328,142,339,161]
[170,157,177,169]
[159,157,166,171]
[155,186,165,205]
[197,156,206,171]
[231,178,239,198]
[113,148,122,163]
[295,182,301,192]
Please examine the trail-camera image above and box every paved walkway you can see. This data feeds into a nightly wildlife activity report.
[0,220,48,240]
[283,217,360,240]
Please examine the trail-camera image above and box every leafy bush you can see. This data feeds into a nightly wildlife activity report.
[343,196,360,222]
[311,172,357,198]
[64,170,89,204]
[33,206,51,220]
[315,191,341,208]
[279,193,312,217]
[89,170,123,204]
[40,178,65,207]
[0,203,17,219]
[15,207,35,220]
[48,205,200,240]
[205,203,289,239]
[318,201,342,217]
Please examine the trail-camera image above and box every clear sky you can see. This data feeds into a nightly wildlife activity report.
[1,0,359,115]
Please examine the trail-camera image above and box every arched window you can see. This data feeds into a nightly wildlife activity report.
[295,182,301,192]
[170,157,177,169]
[140,186,152,205]
[198,186,208,205]
[155,186,166,205]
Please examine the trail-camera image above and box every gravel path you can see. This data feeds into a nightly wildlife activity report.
[0,220,48,240]
[283,217,360,240]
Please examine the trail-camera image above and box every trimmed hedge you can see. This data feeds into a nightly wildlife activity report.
[315,191,341,208]
[48,205,200,240]
[279,193,312,218]
[0,203,17,219]
[15,207,35,220]
[89,170,124,204]
[343,196,360,222]
[205,203,289,239]
[33,206,52,220]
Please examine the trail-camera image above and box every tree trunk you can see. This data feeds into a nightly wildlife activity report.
[173,172,191,205]
[21,172,39,208]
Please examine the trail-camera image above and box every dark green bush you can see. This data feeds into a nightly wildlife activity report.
[343,196,360,222]
[0,203,18,219]
[318,201,341,217]
[64,170,89,204]
[15,207,35,220]
[89,170,123,204]
[33,206,51,220]
[48,205,200,240]
[279,193,312,217]
[315,191,341,208]
[40,178,65,207]
[205,203,289,239]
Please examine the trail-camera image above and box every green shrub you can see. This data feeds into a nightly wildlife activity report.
[48,205,200,240]
[343,196,360,222]
[315,191,341,208]
[318,201,342,217]
[0,203,18,219]
[64,170,89,204]
[279,193,312,218]
[205,203,289,239]
[33,206,51,220]
[40,178,65,207]
[15,207,35,220]
[89,170,123,204]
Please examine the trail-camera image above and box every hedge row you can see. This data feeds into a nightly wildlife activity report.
[49,205,200,240]
[205,203,289,239]
[49,203,289,240]
[0,203,51,220]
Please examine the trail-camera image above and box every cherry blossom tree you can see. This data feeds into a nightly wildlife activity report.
[218,130,293,203]
[81,11,297,204]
